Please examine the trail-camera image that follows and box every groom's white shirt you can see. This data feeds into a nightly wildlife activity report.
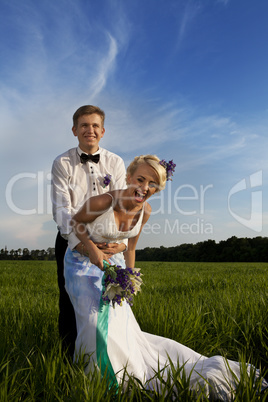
[51,146,126,250]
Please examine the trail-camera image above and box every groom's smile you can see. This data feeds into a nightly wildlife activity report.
[72,113,105,154]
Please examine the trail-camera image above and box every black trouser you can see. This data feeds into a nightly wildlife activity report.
[55,231,77,357]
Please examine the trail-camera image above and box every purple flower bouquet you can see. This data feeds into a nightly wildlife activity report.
[102,262,143,308]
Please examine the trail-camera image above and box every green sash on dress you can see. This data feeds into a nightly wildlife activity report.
[96,261,118,388]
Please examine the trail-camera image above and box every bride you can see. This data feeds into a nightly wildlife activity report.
[64,154,267,400]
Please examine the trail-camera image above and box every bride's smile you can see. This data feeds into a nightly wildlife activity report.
[125,164,159,207]
[134,188,146,203]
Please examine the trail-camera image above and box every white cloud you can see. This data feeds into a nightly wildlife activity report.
[176,1,202,50]
[0,213,55,250]
[217,0,230,5]
[90,34,119,100]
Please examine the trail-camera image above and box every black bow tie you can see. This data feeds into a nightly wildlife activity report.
[80,153,100,164]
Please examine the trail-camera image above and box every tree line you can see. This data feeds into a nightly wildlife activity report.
[1,236,268,262]
[0,247,56,260]
[136,236,268,262]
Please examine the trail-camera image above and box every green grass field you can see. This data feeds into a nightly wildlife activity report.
[0,261,268,401]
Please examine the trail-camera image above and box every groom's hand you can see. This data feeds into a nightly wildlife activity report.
[96,242,126,256]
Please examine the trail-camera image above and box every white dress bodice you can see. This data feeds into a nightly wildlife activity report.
[86,200,144,243]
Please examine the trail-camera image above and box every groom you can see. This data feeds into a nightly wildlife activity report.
[51,105,127,357]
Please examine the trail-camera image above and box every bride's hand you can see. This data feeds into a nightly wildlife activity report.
[85,242,109,271]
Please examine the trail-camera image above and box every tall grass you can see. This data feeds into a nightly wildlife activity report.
[134,262,268,365]
[0,261,268,401]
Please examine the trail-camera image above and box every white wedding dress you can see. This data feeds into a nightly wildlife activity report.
[64,199,267,400]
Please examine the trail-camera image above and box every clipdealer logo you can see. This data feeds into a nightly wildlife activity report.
[4,170,263,235]
[5,171,52,215]
[228,170,262,232]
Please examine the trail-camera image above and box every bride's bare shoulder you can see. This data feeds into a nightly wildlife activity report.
[85,193,113,211]
[107,189,122,204]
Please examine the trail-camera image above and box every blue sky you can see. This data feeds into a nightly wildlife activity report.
[1,0,268,251]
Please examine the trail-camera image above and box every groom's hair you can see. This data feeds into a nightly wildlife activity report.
[72,105,105,128]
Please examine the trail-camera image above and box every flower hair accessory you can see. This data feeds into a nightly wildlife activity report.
[159,159,176,181]
[99,174,112,188]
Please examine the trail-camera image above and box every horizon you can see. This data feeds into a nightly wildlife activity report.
[1,234,267,254]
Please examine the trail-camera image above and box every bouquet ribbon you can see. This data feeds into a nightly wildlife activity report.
[96,260,118,388]
[103,260,110,270]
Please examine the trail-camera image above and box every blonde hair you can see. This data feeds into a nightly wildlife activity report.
[126,155,167,192]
